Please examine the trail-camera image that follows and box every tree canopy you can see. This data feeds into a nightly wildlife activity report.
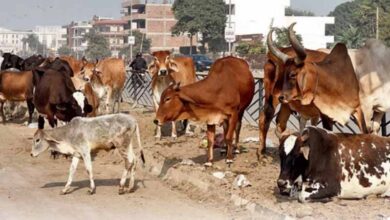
[84,31,111,60]
[22,34,46,55]
[57,45,73,56]
[274,27,303,48]
[328,0,390,48]
[285,7,315,16]
[172,0,227,54]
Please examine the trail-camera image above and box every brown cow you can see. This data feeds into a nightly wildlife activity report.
[83,82,100,117]
[60,56,85,90]
[81,58,126,114]
[154,56,255,165]
[148,51,196,139]
[0,70,35,124]
[258,26,333,157]
[271,24,367,135]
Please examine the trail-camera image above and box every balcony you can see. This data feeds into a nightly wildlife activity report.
[122,0,146,8]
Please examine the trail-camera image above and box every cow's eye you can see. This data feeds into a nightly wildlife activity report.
[35,138,40,143]
[290,72,297,79]
[164,97,171,102]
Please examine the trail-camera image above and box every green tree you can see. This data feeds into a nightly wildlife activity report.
[84,31,111,60]
[285,7,315,16]
[22,34,46,54]
[274,27,303,47]
[172,0,227,54]
[236,41,266,58]
[328,0,390,48]
[57,45,73,56]
[119,30,151,58]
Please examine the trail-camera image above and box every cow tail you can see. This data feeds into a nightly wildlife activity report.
[135,123,145,165]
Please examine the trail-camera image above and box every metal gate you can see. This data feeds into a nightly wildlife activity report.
[122,70,390,136]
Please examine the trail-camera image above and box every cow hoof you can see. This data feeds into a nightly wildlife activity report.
[226,159,234,164]
[204,162,213,167]
[88,188,96,195]
[154,135,161,140]
[185,131,195,137]
[118,188,125,195]
[60,188,70,195]
[234,149,240,154]
[171,135,177,140]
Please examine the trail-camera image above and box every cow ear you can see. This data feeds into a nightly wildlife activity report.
[300,146,310,160]
[44,132,60,145]
[173,82,181,91]
[167,56,179,72]
[82,56,88,65]
[297,68,317,105]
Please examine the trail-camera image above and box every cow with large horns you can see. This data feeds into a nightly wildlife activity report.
[266,23,367,136]
[258,23,334,158]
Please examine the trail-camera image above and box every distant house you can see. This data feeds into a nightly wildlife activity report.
[224,0,334,49]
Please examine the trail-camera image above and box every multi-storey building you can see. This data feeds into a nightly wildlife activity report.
[92,16,127,57]
[65,21,93,57]
[33,26,67,53]
[0,28,30,53]
[121,0,195,52]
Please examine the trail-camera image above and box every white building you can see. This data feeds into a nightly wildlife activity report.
[0,28,30,53]
[33,26,67,52]
[225,0,334,49]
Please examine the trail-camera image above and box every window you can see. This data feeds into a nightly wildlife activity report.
[225,4,235,15]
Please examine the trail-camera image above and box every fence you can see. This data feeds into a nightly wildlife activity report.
[122,70,390,137]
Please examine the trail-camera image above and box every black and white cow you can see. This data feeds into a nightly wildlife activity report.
[278,126,390,203]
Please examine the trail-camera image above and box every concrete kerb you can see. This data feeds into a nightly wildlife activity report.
[141,149,291,219]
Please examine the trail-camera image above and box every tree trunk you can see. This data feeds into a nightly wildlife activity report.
[189,35,193,55]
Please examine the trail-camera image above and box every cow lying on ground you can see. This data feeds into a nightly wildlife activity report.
[149,50,197,139]
[278,127,390,202]
[31,114,145,195]
[33,58,92,128]
[154,56,254,165]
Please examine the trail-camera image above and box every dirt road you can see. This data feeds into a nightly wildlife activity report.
[0,123,229,220]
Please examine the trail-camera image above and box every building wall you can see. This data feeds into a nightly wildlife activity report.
[0,28,29,53]
[33,26,67,52]
[122,0,195,52]
[225,0,334,49]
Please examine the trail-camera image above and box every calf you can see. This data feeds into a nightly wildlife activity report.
[31,114,145,195]
[278,127,390,202]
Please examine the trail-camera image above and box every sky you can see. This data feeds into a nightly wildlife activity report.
[0,0,349,30]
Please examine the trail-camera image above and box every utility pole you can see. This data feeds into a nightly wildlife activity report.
[228,0,232,54]
[376,5,379,40]
[129,1,133,61]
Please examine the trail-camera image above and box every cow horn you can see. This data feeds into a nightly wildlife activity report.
[288,22,307,65]
[267,28,289,64]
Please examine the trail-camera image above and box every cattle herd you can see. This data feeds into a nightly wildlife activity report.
[1,22,390,206]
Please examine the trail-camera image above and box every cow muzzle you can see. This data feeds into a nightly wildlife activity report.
[159,69,167,76]
[153,119,162,126]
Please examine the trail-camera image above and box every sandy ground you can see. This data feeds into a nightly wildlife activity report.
[0,116,232,220]
[2,103,390,220]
